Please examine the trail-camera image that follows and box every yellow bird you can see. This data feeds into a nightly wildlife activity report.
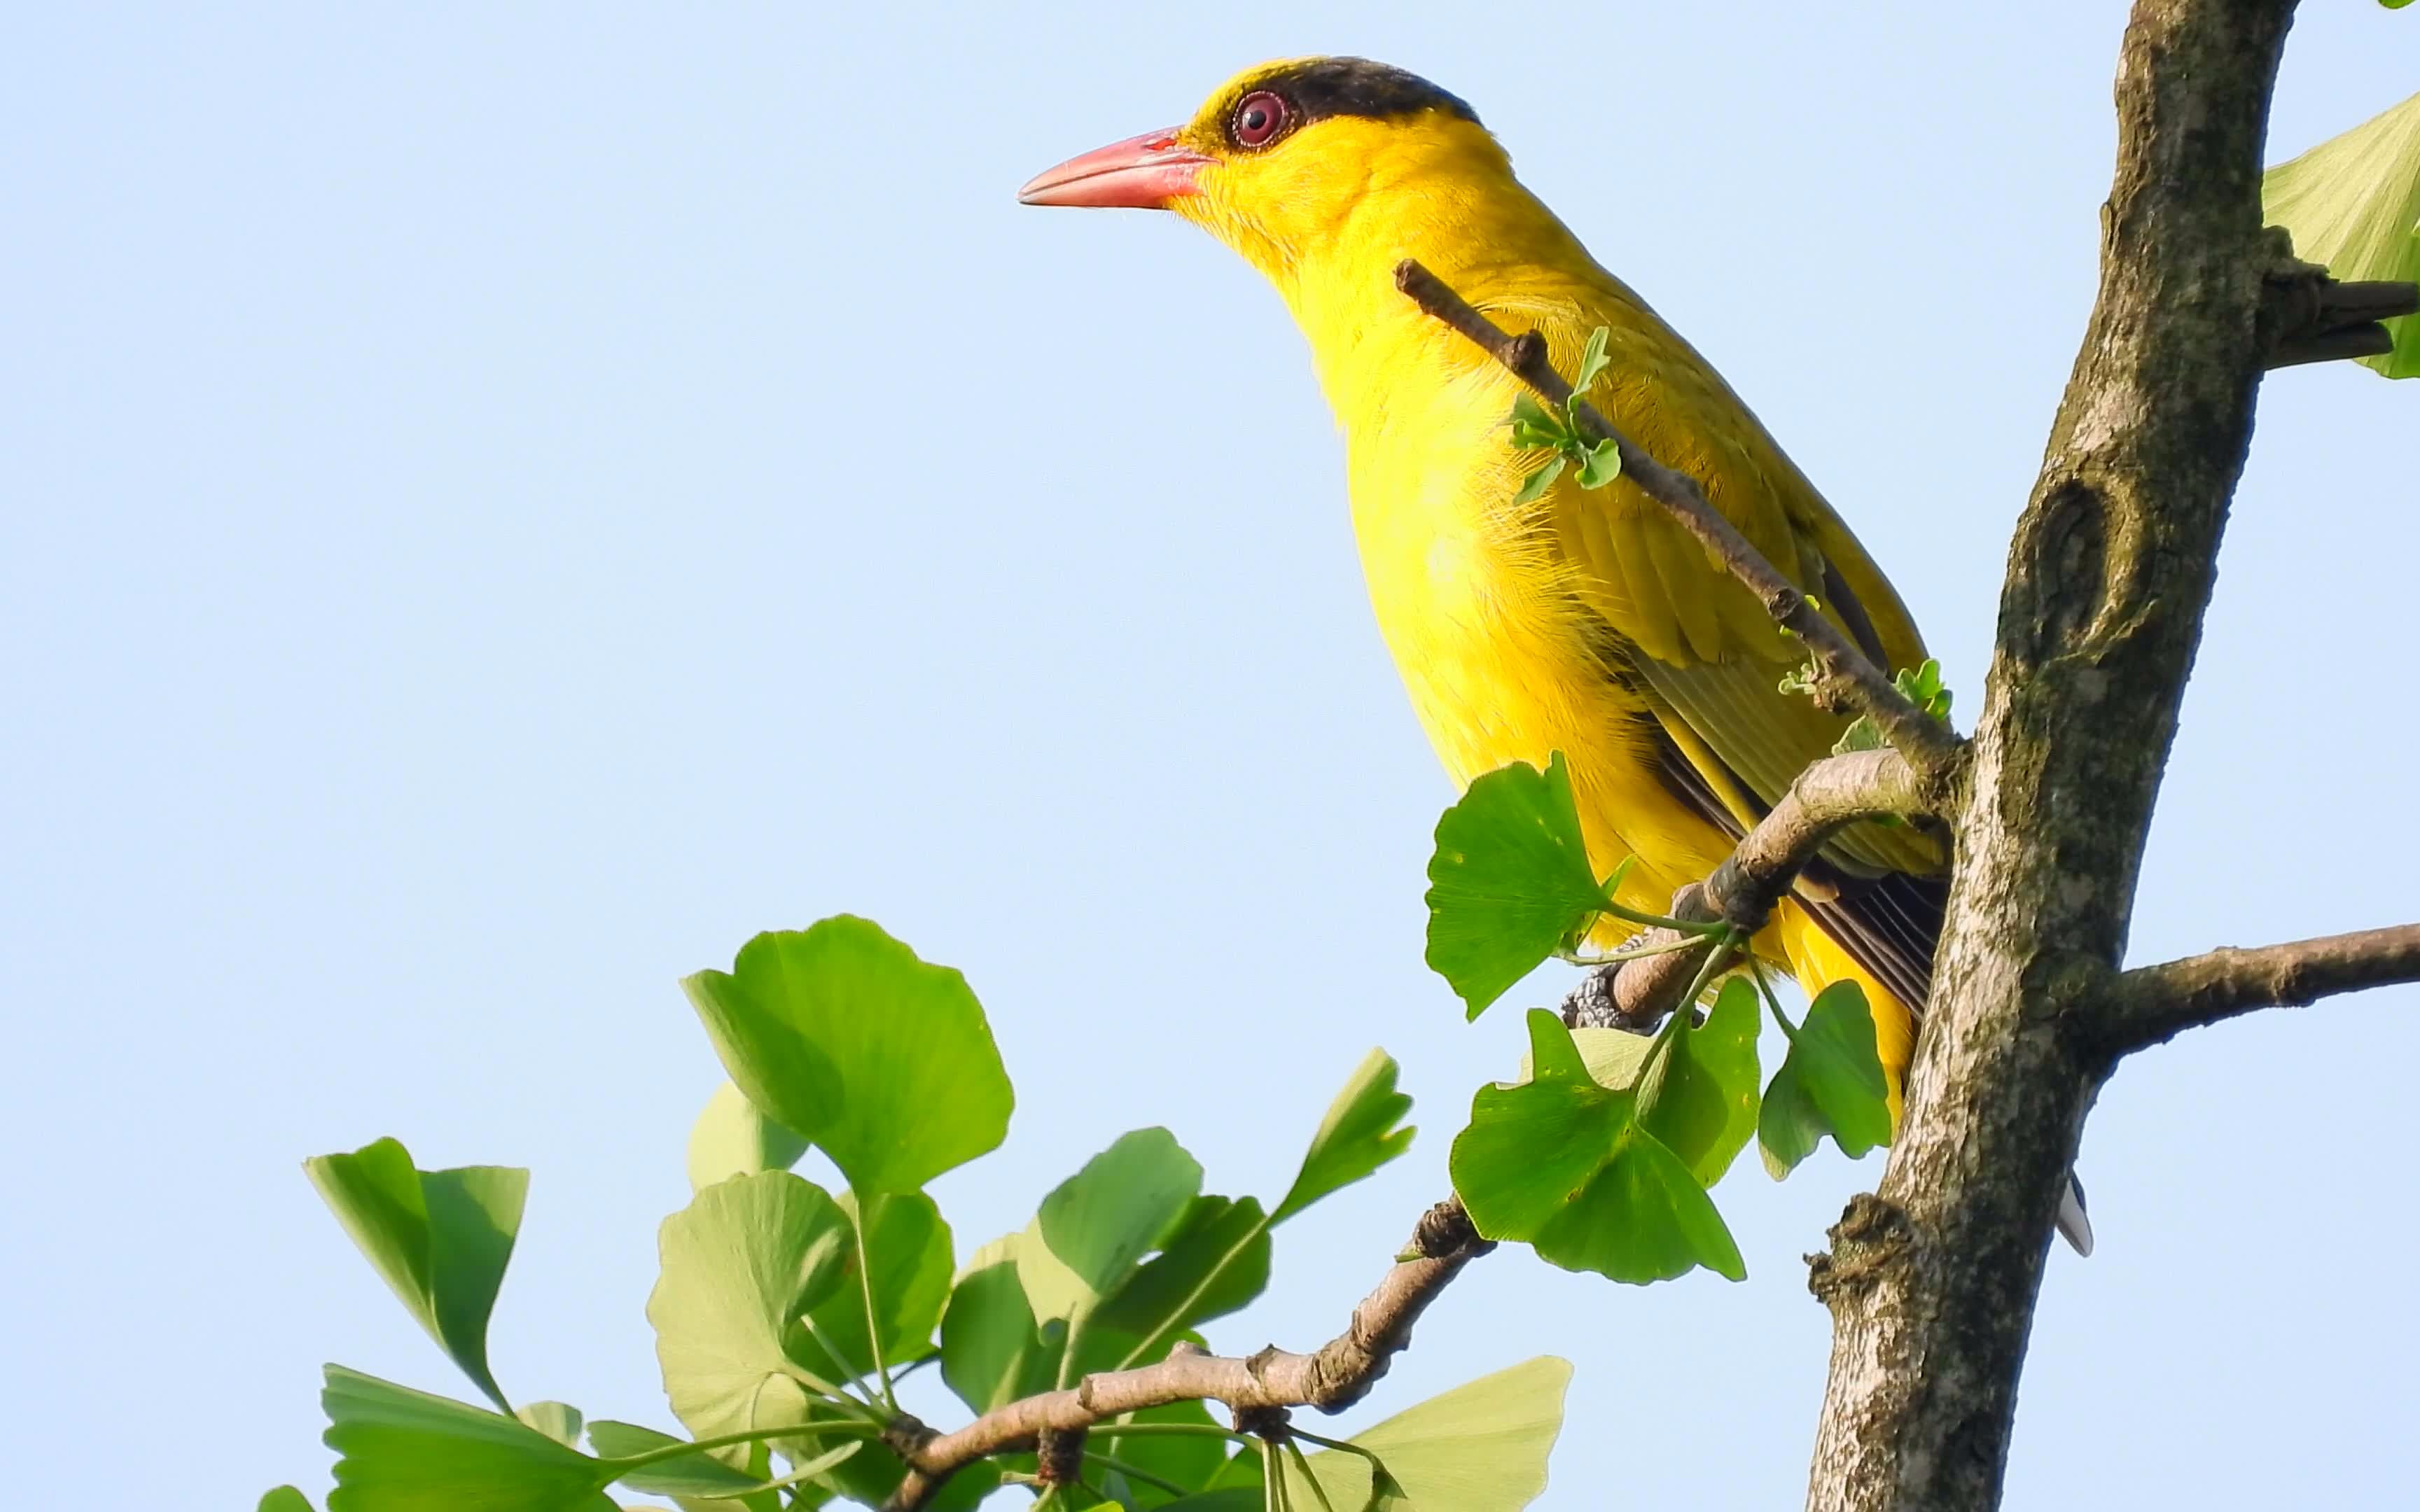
[1021,57,2087,1250]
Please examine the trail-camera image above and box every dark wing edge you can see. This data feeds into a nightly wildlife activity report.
[1639,710,1943,1014]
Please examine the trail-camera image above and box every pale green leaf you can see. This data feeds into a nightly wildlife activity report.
[2262,90,2420,377]
[515,1402,583,1449]
[1293,1358,1571,1512]
[1574,326,1612,391]
[686,1082,809,1194]
[646,1171,855,1446]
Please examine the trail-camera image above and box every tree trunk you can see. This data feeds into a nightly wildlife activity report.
[1803,3,2299,1508]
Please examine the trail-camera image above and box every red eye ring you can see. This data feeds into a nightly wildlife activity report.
[1232,90,1288,148]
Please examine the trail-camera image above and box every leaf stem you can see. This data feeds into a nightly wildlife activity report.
[1746,956,1800,1040]
[1557,932,1720,967]
[1283,1439,1340,1512]
[1595,898,1732,934]
[1113,1213,1274,1371]
[853,1201,899,1412]
[606,1417,880,1471]
[1082,1449,1192,1496]
[1086,1421,1258,1443]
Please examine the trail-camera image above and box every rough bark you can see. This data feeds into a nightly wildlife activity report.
[1803,3,2299,1508]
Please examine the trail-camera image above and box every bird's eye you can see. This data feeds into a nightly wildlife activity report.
[1232,91,1288,148]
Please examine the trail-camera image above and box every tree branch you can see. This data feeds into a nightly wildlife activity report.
[2096,922,2420,1054]
[1393,259,1967,792]
[878,1200,1493,1511]
[1564,749,1930,1031]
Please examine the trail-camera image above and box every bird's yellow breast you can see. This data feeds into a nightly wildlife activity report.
[1305,282,1744,913]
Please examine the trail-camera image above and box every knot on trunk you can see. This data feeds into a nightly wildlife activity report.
[1807,1193,1914,1311]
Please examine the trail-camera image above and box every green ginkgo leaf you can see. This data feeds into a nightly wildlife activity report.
[1274,1049,1416,1222]
[320,1365,614,1512]
[305,1139,527,1410]
[684,1082,809,1194]
[1425,753,1609,1018]
[1758,981,1894,1178]
[646,1171,856,1446]
[1452,1012,1745,1283]
[1291,1357,1571,1512]
[683,918,1013,1196]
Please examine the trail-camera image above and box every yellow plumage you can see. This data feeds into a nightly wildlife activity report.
[1025,58,1945,1115]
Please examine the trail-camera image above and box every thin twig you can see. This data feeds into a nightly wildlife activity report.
[1392,259,1966,788]
[877,1200,1493,1511]
[1563,748,1930,1032]
[2098,922,2420,1055]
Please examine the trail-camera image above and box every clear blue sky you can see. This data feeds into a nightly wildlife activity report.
[7,4,2415,1507]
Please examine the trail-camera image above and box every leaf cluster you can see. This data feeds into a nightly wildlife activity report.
[1505,328,1623,503]
[1422,752,1896,1284]
[281,917,1564,1511]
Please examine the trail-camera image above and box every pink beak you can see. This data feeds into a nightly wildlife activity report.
[1017,128,1212,209]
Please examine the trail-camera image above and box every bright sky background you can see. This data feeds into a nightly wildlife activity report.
[8,4,2416,1508]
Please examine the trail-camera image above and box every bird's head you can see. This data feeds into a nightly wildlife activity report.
[1018,57,1498,285]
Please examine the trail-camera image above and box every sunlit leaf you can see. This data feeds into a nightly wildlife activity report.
[685,1082,809,1194]
[1293,1357,1570,1512]
[259,1490,316,1512]
[305,1139,527,1410]
[683,918,1013,1195]
[1425,754,1608,1018]
[515,1403,583,1450]
[646,1171,855,1447]
[2263,88,2420,377]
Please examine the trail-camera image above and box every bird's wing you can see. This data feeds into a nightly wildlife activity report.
[1508,288,1943,883]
